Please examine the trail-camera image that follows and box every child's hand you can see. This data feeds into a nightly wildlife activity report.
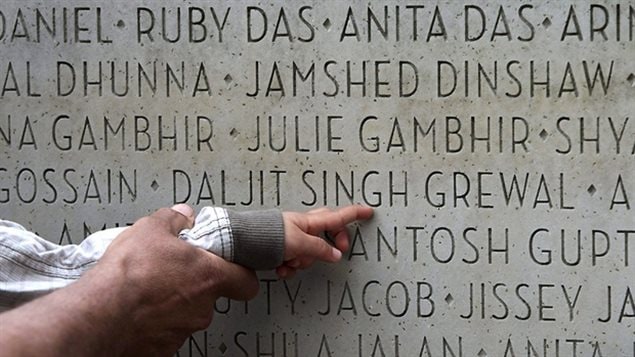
[277,205,374,279]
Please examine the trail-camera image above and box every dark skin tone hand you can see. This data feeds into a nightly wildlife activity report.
[98,205,260,355]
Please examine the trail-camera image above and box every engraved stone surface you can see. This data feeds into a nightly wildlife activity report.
[1,0,634,355]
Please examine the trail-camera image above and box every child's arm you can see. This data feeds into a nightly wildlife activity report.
[180,205,373,276]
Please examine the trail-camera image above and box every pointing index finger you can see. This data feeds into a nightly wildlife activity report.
[307,205,373,234]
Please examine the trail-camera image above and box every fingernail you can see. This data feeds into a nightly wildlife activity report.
[332,248,342,261]
[171,204,194,218]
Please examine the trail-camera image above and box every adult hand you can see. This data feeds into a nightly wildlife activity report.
[0,204,258,357]
[277,205,374,279]
[94,204,259,355]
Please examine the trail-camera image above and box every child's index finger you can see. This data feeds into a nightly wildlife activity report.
[337,205,374,225]
[308,205,374,233]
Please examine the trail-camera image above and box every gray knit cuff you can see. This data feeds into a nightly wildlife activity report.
[226,209,285,270]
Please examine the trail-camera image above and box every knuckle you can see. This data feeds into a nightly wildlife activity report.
[156,207,175,216]
[133,216,164,233]
[134,216,155,226]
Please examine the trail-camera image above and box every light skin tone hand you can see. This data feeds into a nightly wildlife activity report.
[277,205,374,279]
[0,204,373,356]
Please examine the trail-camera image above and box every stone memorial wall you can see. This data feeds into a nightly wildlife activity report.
[0,0,633,355]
